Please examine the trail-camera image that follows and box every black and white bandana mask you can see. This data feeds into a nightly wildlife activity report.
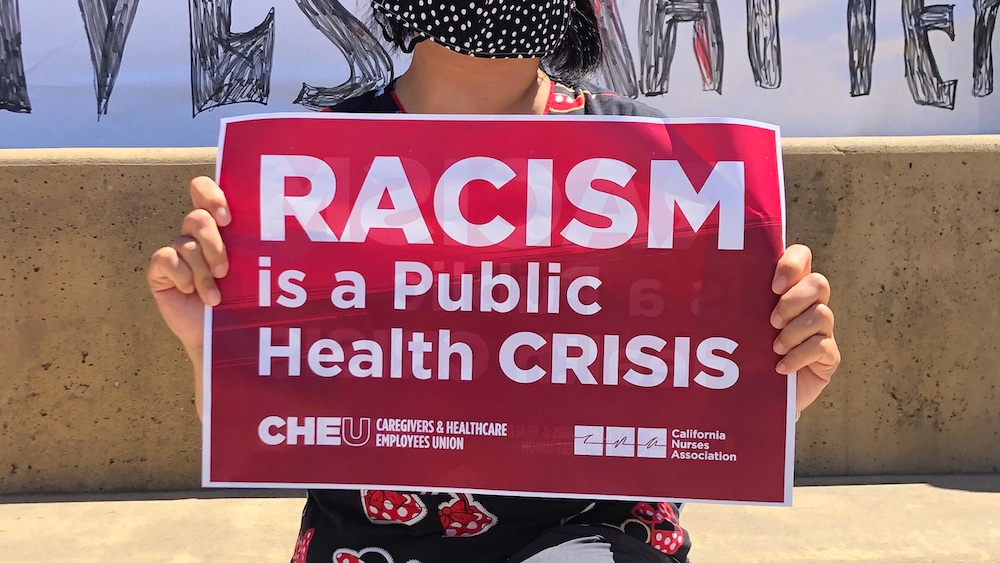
[372,0,574,58]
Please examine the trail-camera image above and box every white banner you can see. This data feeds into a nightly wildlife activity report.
[1,0,998,148]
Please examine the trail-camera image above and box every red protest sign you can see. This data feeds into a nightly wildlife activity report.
[205,114,793,505]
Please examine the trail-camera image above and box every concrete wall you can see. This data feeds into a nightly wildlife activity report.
[1,139,998,494]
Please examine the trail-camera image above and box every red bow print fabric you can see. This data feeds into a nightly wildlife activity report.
[437,493,498,537]
[362,490,428,526]
[631,502,685,555]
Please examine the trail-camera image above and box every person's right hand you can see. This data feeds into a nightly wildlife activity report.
[147,176,231,355]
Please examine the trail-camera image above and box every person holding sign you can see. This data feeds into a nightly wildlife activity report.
[147,1,841,562]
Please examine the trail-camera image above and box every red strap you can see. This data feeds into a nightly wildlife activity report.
[390,90,407,113]
[542,78,556,114]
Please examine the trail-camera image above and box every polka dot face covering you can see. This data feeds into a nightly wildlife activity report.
[372,0,574,58]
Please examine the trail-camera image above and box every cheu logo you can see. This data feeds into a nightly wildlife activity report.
[258,416,371,446]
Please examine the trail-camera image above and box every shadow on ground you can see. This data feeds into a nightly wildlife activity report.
[3,474,998,505]
[795,473,1000,492]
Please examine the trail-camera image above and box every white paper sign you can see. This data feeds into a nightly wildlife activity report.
[1,0,998,148]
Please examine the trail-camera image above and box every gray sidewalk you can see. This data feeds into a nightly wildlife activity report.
[1,476,997,563]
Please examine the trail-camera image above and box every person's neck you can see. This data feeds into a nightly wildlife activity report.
[393,41,551,115]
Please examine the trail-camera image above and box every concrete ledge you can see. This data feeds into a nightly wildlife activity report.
[2,135,1000,165]
[2,138,999,494]
[0,148,217,166]
[782,135,1000,154]
[1,476,997,562]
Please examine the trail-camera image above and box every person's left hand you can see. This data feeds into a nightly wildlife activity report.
[770,244,841,412]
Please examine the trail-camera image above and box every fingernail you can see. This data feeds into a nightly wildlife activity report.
[213,264,228,278]
[773,339,786,354]
[776,361,788,374]
[772,276,787,294]
[770,311,783,329]
[207,289,221,307]
[217,207,230,225]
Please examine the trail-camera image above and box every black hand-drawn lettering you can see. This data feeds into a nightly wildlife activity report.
[901,0,957,109]
[593,0,638,98]
[638,0,724,96]
[847,0,876,96]
[973,0,999,97]
[0,0,30,113]
[746,0,780,89]
[292,0,393,110]
[188,0,275,117]
[78,0,141,118]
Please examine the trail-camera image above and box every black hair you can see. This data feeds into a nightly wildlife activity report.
[541,0,603,84]
[373,0,603,84]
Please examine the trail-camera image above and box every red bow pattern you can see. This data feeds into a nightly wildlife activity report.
[333,547,422,563]
[335,552,364,563]
[437,493,498,537]
[361,490,428,526]
[631,502,685,555]
[291,528,314,563]
[651,528,686,555]
[631,501,680,528]
[548,91,586,113]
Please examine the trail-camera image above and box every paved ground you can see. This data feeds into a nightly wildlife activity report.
[0,476,997,563]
